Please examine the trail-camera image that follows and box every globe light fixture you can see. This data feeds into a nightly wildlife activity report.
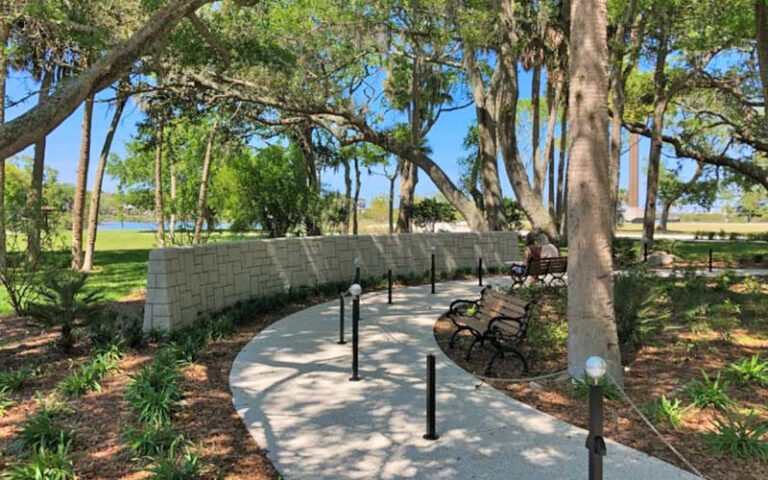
[585,356,607,384]
[349,283,362,297]
[353,254,364,267]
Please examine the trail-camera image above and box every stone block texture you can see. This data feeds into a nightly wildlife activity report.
[143,231,519,331]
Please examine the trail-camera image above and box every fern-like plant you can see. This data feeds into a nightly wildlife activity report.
[705,413,768,460]
[685,371,734,410]
[0,387,15,416]
[27,271,102,351]
[726,355,768,386]
[0,367,30,393]
[650,395,689,430]
[144,437,203,480]
[3,442,76,480]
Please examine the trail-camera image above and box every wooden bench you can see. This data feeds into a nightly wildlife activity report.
[508,256,568,288]
[446,286,534,375]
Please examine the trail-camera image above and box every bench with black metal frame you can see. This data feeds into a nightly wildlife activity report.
[508,256,568,289]
[446,286,534,375]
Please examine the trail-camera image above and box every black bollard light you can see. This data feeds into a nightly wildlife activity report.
[709,248,713,273]
[478,257,484,287]
[430,246,436,294]
[585,356,607,480]
[423,353,439,441]
[337,294,346,345]
[387,269,393,305]
[349,283,362,382]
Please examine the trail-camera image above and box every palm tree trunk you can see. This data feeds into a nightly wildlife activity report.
[343,158,352,234]
[566,0,623,385]
[543,75,561,218]
[71,94,95,270]
[169,158,176,241]
[531,64,544,198]
[0,19,8,272]
[642,26,670,247]
[396,158,417,233]
[82,94,127,272]
[27,69,52,265]
[193,114,221,244]
[353,156,361,235]
[388,174,395,234]
[154,119,166,247]
[556,96,568,230]
[756,0,768,117]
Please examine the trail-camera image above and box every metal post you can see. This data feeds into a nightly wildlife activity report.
[337,295,346,345]
[586,384,606,480]
[478,257,483,287]
[423,354,438,440]
[355,266,360,284]
[431,253,436,294]
[387,269,393,304]
[643,243,648,263]
[349,295,360,382]
[709,248,713,272]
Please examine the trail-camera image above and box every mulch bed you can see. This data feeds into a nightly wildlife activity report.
[0,295,335,479]
[434,292,768,480]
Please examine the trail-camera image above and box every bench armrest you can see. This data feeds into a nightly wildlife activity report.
[487,314,528,340]
[449,299,481,314]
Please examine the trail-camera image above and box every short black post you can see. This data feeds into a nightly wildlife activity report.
[355,266,361,284]
[423,354,438,440]
[709,248,713,272]
[337,295,346,345]
[387,269,393,305]
[643,243,648,263]
[478,257,484,287]
[349,295,360,382]
[586,383,606,480]
[431,252,436,294]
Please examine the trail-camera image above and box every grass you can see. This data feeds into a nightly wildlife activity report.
[618,222,768,234]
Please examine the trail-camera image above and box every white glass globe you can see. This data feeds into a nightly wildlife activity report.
[353,255,363,267]
[585,356,607,381]
[349,283,363,296]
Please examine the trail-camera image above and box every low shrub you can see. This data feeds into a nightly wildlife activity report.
[614,270,669,348]
[647,395,689,430]
[10,409,74,456]
[0,388,15,416]
[705,413,768,460]
[57,347,121,397]
[144,438,203,480]
[124,425,183,458]
[3,442,76,480]
[571,373,622,401]
[126,350,183,427]
[726,355,768,386]
[0,367,31,393]
[685,371,734,410]
[612,238,639,268]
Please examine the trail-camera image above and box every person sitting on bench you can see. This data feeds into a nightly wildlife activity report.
[510,232,540,277]
[538,233,559,258]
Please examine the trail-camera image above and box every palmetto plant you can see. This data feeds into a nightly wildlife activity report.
[27,271,102,351]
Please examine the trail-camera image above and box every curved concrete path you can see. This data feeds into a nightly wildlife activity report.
[230,279,700,480]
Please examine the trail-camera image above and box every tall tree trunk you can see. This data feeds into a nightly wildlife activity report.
[659,201,672,232]
[531,64,544,198]
[757,0,768,114]
[193,114,221,244]
[343,158,352,234]
[567,0,622,384]
[543,75,561,218]
[642,26,669,247]
[27,70,52,265]
[396,158,417,232]
[71,94,95,270]
[609,77,625,229]
[556,96,568,229]
[82,94,127,272]
[388,175,395,234]
[296,125,322,236]
[0,19,8,271]
[352,156,361,235]
[154,119,166,247]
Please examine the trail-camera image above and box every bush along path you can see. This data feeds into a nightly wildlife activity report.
[0,267,492,478]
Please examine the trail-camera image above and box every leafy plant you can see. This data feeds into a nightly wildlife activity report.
[26,271,102,351]
[3,442,76,480]
[613,270,670,347]
[124,425,183,458]
[126,353,183,427]
[0,388,16,416]
[0,367,31,393]
[168,327,208,364]
[147,327,167,343]
[648,395,689,430]
[571,373,622,401]
[726,355,768,386]
[705,413,768,460]
[144,438,203,480]
[11,412,74,456]
[57,348,120,397]
[685,371,735,410]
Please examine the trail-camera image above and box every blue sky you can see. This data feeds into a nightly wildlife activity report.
[4,67,661,207]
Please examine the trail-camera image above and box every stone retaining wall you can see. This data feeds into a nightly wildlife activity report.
[143,231,519,331]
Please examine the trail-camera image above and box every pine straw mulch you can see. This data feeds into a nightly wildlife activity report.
[0,293,339,479]
[434,289,768,480]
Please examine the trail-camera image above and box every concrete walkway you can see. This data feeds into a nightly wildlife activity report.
[230,279,700,480]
